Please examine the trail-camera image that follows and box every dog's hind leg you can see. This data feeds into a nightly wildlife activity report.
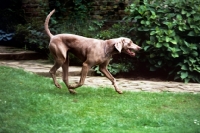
[62,52,76,94]
[50,60,63,88]
[49,43,67,89]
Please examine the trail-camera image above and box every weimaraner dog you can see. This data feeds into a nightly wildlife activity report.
[44,9,141,94]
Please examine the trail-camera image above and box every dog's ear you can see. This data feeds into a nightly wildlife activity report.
[114,39,124,53]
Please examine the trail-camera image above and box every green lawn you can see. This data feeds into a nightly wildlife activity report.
[0,66,200,133]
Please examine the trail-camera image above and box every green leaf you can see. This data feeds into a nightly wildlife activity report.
[163,42,169,47]
[180,71,188,79]
[141,20,145,24]
[187,31,195,36]
[150,54,155,58]
[155,43,162,48]
[181,65,188,70]
[186,12,191,17]
[150,66,156,71]
[191,10,196,15]
[135,16,143,19]
[144,45,150,51]
[170,40,177,44]
[138,27,150,31]
[172,53,179,58]
[146,21,150,25]
[180,46,189,54]
[181,9,186,14]
[184,59,189,64]
[150,11,157,19]
[176,14,182,20]
[189,44,197,50]
[158,61,162,66]
[150,31,156,35]
[178,26,184,31]
[189,58,196,64]
[184,78,190,83]
[174,75,180,80]
[194,67,200,73]
[166,13,176,18]
[165,30,175,36]
[165,36,172,42]
[184,41,189,47]
[192,51,198,56]
[146,41,151,44]
[183,25,189,30]
[163,22,175,29]
[138,5,147,15]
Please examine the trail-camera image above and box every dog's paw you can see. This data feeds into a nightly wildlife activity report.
[68,84,79,89]
[117,90,123,94]
[55,83,62,89]
[69,89,77,94]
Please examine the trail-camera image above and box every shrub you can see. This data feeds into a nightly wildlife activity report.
[14,21,49,51]
[93,60,134,76]
[96,23,131,39]
[125,0,200,82]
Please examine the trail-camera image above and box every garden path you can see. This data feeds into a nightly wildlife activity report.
[0,45,200,93]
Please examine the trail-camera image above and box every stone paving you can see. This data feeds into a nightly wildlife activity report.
[0,46,46,60]
[1,60,200,93]
[0,60,94,77]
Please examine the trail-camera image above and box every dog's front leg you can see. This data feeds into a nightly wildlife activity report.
[99,63,123,94]
[68,62,90,92]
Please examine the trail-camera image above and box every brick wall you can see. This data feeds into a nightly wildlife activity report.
[90,0,134,20]
[22,0,135,21]
[22,0,48,21]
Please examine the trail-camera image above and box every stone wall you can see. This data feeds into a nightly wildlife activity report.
[90,0,135,20]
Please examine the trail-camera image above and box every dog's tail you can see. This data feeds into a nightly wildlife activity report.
[44,9,55,38]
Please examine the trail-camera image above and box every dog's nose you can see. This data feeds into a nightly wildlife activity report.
[137,46,142,50]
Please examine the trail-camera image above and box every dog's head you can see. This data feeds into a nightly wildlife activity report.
[114,37,141,57]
